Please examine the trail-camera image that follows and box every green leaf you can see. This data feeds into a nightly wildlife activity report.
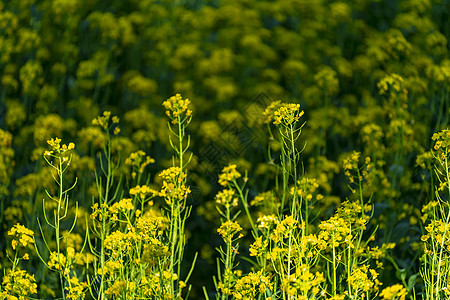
[396,268,407,282]
[407,273,419,293]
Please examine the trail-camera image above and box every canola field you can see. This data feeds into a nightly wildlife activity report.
[1,0,450,299]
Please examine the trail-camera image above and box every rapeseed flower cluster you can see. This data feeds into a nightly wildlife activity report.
[45,137,75,156]
[7,224,34,250]
[66,276,88,300]
[347,265,380,294]
[90,203,110,222]
[432,129,450,152]
[281,264,324,298]
[47,252,68,273]
[129,185,159,201]
[217,221,243,243]
[162,93,192,124]
[0,269,37,300]
[263,101,282,124]
[125,150,155,179]
[218,164,241,187]
[215,189,238,209]
[257,214,279,230]
[249,236,267,257]
[273,103,304,126]
[421,220,450,246]
[159,167,191,205]
[232,270,273,299]
[380,284,407,300]
[377,74,408,101]
[92,111,120,136]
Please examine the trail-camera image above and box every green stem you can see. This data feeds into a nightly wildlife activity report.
[289,124,299,216]
[233,180,256,233]
[179,117,183,170]
[332,234,337,297]
[99,132,112,300]
[223,206,232,300]
[56,157,66,300]
[435,151,450,296]
[170,200,178,297]
[286,231,292,300]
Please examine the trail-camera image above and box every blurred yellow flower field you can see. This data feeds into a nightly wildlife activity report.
[0,0,449,299]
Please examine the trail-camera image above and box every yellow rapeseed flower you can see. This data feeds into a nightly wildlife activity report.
[257,214,279,230]
[217,220,243,242]
[380,284,407,300]
[7,223,34,250]
[1,268,38,298]
[45,137,75,156]
[218,164,241,186]
[215,189,238,208]
[273,103,304,126]
[162,93,192,124]
[263,100,282,124]
[129,185,159,200]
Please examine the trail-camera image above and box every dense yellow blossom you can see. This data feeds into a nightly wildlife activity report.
[380,284,407,300]
[273,103,304,126]
[109,198,134,215]
[162,93,192,124]
[249,236,268,257]
[125,150,155,176]
[66,276,88,300]
[432,129,450,152]
[281,264,325,297]
[218,164,241,186]
[263,100,282,124]
[348,265,381,294]
[7,224,34,250]
[257,214,279,230]
[129,185,159,200]
[1,268,37,299]
[45,137,75,155]
[217,220,243,242]
[232,270,273,299]
[215,189,238,208]
[47,252,68,274]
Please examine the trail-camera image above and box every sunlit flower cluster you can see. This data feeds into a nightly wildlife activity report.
[66,276,88,300]
[1,268,37,299]
[262,100,282,124]
[162,93,192,124]
[232,270,273,299]
[47,251,68,274]
[215,188,239,208]
[125,150,155,178]
[273,103,304,126]
[45,137,75,156]
[108,198,134,216]
[281,264,325,297]
[92,111,120,134]
[380,284,407,300]
[432,129,450,152]
[7,223,34,250]
[217,220,243,242]
[129,185,159,201]
[218,164,241,186]
[348,265,381,294]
